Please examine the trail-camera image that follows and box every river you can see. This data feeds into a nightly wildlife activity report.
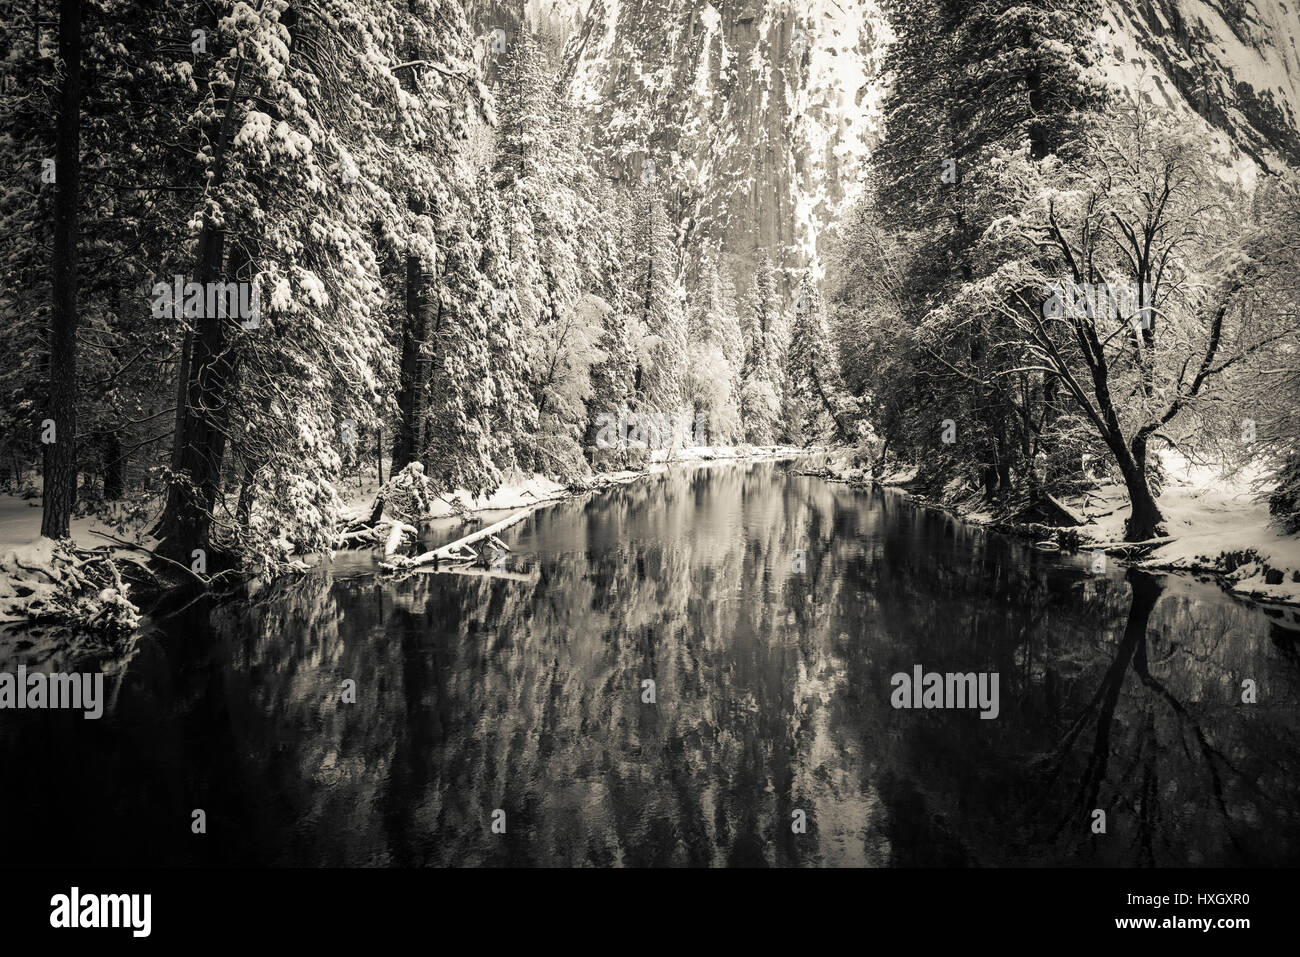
[2,460,1298,866]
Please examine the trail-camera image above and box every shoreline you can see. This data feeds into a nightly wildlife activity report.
[861,476,1300,611]
[399,455,1300,614]
[0,448,815,646]
[381,445,811,565]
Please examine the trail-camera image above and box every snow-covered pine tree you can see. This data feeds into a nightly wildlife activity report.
[685,254,744,446]
[493,30,553,333]
[627,180,688,421]
[740,252,783,444]
[387,0,484,474]
[494,30,616,473]
[423,157,542,496]
[474,166,538,478]
[423,189,498,495]
[151,0,481,568]
[0,1,52,493]
[785,273,849,446]
[582,186,638,464]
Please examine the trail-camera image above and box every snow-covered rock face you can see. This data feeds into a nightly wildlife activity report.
[1105,0,1300,170]
[540,0,886,295]
[537,0,1298,287]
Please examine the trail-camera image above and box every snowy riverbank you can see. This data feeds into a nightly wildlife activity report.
[851,450,1300,607]
[1060,456,1300,606]
[0,446,812,641]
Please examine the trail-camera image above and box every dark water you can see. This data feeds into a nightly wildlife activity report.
[3,461,1300,866]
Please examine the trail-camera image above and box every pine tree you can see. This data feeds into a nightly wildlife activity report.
[685,255,744,444]
[627,181,687,417]
[424,194,497,494]
[40,0,84,537]
[492,30,620,473]
[475,168,537,477]
[740,252,784,443]
[151,0,481,565]
[785,273,849,445]
[584,188,638,461]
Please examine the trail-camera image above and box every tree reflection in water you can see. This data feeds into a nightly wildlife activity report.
[1,462,1297,866]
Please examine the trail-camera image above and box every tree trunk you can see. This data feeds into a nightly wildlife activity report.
[40,0,82,540]
[392,255,430,469]
[152,226,232,562]
[235,455,256,529]
[151,7,269,563]
[167,331,192,471]
[1118,436,1164,542]
[808,365,850,444]
[874,433,891,477]
[995,425,1011,497]
[102,429,124,500]
[982,463,997,499]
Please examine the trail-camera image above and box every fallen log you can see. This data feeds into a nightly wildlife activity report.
[1088,535,1176,551]
[1041,492,1086,526]
[413,565,541,584]
[335,527,380,547]
[1085,535,1177,559]
[383,520,418,557]
[379,507,534,572]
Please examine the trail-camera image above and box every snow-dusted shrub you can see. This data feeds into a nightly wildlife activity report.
[375,462,438,526]
[239,417,348,574]
[0,540,140,639]
[96,492,159,539]
[531,427,595,482]
[588,443,637,473]
[685,344,743,446]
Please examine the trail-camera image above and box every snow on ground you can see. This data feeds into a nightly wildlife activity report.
[332,446,809,540]
[0,509,144,658]
[649,444,800,464]
[410,445,807,516]
[9,446,1294,606]
[424,474,570,519]
[2,446,807,562]
[1069,452,1300,605]
[0,495,134,552]
[866,448,1300,606]
[0,537,60,622]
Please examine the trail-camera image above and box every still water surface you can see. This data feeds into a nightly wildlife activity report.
[3,461,1299,866]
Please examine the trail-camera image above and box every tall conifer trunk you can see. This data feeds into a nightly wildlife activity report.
[41,0,82,539]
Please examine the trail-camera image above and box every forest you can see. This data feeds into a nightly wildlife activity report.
[1,0,1298,634]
